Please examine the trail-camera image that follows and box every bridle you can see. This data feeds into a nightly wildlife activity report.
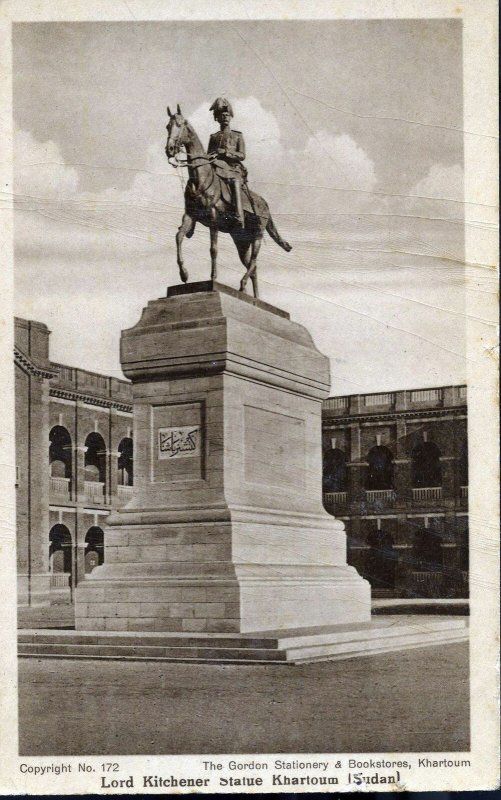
[167,120,217,170]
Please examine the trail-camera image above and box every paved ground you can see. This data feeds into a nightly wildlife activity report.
[18,642,469,756]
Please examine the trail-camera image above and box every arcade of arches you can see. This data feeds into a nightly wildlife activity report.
[322,386,469,599]
[15,316,135,613]
[46,428,134,601]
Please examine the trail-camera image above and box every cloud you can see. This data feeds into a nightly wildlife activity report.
[411,163,463,202]
[15,98,381,259]
[303,130,377,192]
[14,114,466,393]
[187,97,377,212]
[15,130,79,200]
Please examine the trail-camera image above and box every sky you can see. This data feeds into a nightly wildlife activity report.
[12,19,473,394]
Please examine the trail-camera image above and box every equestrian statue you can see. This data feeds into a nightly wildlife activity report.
[165,98,292,298]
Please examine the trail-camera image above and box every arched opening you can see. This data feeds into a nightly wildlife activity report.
[50,459,66,478]
[49,426,72,495]
[84,432,106,500]
[117,437,134,486]
[411,441,442,487]
[366,446,393,490]
[84,526,104,573]
[411,526,443,572]
[365,527,396,589]
[322,448,348,493]
[49,524,72,575]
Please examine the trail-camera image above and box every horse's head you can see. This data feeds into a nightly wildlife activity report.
[165,104,191,160]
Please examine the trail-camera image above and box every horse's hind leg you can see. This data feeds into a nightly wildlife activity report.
[176,213,193,283]
[241,235,262,298]
[232,236,252,286]
[209,209,218,281]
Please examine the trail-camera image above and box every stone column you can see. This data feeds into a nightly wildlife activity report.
[394,419,411,504]
[73,444,88,502]
[74,543,87,589]
[108,449,120,508]
[25,378,52,606]
[75,282,370,634]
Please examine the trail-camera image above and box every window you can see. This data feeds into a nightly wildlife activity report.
[117,437,134,487]
[366,446,393,490]
[49,426,72,479]
[323,448,347,492]
[411,442,442,487]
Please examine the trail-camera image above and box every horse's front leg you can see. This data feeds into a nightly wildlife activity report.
[176,213,193,283]
[209,210,218,281]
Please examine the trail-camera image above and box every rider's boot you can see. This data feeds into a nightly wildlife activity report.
[231,178,245,227]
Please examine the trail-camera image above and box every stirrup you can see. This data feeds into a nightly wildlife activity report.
[232,211,244,228]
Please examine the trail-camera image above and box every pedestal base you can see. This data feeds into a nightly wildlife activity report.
[75,510,370,633]
[75,283,371,635]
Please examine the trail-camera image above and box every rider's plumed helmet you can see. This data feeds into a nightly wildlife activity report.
[210,97,234,119]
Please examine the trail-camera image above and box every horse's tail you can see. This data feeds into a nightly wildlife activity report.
[266,215,292,252]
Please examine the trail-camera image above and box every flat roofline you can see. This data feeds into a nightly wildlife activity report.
[50,361,131,385]
[326,384,466,399]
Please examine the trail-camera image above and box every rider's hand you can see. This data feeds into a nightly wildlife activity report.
[217,147,226,156]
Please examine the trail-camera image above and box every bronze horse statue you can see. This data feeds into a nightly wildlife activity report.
[165,106,291,298]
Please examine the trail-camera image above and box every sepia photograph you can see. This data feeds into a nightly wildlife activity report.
[0,0,498,794]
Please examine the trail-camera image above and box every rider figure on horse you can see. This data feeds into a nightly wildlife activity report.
[208,97,246,227]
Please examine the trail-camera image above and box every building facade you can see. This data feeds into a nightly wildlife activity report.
[15,318,133,613]
[321,387,468,598]
[15,317,469,616]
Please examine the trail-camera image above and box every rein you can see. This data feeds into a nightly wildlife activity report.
[166,126,220,203]
[168,152,217,170]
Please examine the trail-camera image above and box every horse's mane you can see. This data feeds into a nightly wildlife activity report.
[183,120,206,153]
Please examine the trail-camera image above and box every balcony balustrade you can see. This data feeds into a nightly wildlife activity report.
[460,486,468,499]
[410,388,443,403]
[117,485,134,504]
[410,570,443,597]
[365,489,396,504]
[49,476,70,497]
[412,486,443,501]
[50,573,70,589]
[323,491,347,505]
[323,396,348,411]
[84,480,105,503]
[363,393,395,407]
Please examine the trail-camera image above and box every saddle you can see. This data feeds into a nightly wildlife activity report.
[186,171,263,218]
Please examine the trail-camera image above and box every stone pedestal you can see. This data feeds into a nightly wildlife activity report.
[75,282,370,633]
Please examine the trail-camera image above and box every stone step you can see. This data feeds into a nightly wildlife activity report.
[18,643,286,662]
[18,632,277,649]
[285,627,468,663]
[18,616,468,664]
[273,616,467,649]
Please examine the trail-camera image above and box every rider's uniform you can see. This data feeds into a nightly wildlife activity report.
[207,129,246,224]
[207,129,246,177]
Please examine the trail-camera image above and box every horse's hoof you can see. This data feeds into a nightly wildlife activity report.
[180,267,188,283]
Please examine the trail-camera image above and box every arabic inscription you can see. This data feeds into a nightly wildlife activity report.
[157,425,201,459]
